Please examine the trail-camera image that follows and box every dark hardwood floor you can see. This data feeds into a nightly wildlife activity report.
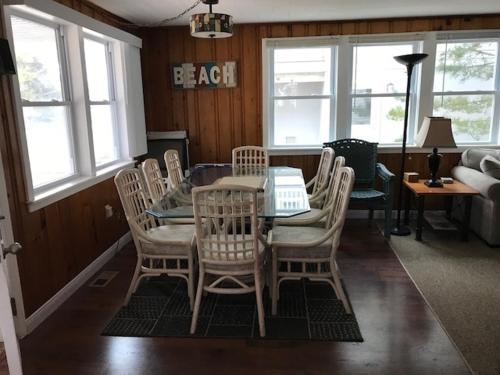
[1,220,470,375]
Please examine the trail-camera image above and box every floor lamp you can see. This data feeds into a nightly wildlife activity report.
[391,53,428,236]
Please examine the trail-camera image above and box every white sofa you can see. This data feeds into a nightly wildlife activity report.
[452,148,500,246]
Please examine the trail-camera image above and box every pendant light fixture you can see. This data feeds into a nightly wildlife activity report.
[190,0,233,38]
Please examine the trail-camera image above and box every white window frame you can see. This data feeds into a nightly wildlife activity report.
[3,1,145,212]
[263,31,500,155]
[83,33,121,169]
[263,37,339,152]
[430,34,500,145]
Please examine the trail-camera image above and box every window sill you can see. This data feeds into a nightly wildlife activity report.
[268,145,500,156]
[28,160,135,212]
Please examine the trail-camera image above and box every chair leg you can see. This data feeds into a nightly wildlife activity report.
[368,208,374,221]
[255,272,266,337]
[190,271,205,334]
[330,259,352,314]
[187,256,195,311]
[271,249,278,315]
[124,259,142,305]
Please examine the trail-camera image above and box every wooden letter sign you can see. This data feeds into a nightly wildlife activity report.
[172,61,237,89]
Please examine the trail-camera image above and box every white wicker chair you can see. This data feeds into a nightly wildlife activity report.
[307,147,335,208]
[114,168,196,308]
[190,185,267,337]
[274,156,345,226]
[141,158,168,204]
[232,146,269,169]
[269,166,355,315]
[164,149,185,190]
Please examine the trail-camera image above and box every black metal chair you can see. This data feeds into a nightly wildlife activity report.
[323,139,394,238]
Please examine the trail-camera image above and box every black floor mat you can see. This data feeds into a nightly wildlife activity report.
[103,276,363,342]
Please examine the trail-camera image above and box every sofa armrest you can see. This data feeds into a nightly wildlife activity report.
[452,165,500,201]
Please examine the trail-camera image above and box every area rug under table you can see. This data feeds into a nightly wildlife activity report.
[103,275,363,342]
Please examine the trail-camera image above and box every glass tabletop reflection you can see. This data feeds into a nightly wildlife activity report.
[146,164,310,219]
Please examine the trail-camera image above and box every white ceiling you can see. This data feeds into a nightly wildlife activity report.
[89,0,500,26]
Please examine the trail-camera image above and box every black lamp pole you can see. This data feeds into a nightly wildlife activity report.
[391,53,428,236]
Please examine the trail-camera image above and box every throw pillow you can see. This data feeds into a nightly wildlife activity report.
[480,155,500,179]
[462,148,500,171]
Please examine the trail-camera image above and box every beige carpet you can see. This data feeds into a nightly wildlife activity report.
[388,227,500,375]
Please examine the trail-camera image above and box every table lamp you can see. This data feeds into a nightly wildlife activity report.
[416,116,456,187]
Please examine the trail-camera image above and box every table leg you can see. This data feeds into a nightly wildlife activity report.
[404,186,411,226]
[445,196,453,220]
[461,196,473,242]
[415,196,425,241]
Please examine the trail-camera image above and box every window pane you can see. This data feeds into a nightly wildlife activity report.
[90,105,118,166]
[274,48,331,96]
[11,16,64,102]
[352,44,414,95]
[84,38,111,101]
[274,98,330,146]
[23,106,75,187]
[434,42,497,92]
[351,96,406,144]
[433,94,493,143]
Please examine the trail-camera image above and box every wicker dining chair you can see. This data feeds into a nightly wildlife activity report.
[232,146,269,169]
[164,149,185,190]
[269,166,355,315]
[141,158,168,204]
[307,147,335,208]
[190,185,267,337]
[114,168,196,308]
[275,156,345,226]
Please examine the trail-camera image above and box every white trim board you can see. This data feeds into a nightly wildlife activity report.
[25,231,132,334]
[4,0,142,48]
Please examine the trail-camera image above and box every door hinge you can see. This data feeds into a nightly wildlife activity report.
[10,297,17,316]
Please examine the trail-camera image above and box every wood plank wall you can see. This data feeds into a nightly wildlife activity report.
[0,0,132,316]
[139,14,500,183]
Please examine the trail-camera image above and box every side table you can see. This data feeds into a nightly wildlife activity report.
[403,180,480,241]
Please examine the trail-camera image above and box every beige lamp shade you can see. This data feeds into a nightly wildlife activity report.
[416,116,457,148]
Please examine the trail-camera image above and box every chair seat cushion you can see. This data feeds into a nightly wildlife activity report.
[271,225,332,259]
[351,189,385,200]
[142,224,195,256]
[203,234,266,271]
[274,208,324,226]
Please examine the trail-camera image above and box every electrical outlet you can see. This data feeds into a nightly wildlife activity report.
[104,204,113,219]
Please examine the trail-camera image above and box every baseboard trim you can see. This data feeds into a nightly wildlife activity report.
[25,231,131,334]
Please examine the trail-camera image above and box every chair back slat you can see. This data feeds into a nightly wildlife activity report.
[326,167,355,242]
[324,139,377,187]
[323,156,346,209]
[193,185,259,266]
[164,149,185,190]
[312,147,335,195]
[142,158,168,203]
[232,146,269,169]
[115,168,156,234]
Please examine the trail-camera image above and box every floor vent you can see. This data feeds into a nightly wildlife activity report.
[89,271,119,288]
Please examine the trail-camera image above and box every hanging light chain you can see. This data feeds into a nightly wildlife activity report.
[151,0,202,27]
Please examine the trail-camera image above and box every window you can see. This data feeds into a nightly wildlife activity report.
[432,39,499,144]
[11,16,76,190]
[83,36,119,167]
[264,32,500,151]
[351,42,421,144]
[6,3,146,210]
[266,44,335,148]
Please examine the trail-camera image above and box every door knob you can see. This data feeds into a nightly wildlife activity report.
[3,242,22,259]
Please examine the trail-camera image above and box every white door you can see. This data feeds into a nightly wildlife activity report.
[0,147,24,374]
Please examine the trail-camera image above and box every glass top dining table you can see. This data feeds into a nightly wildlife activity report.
[146,164,311,219]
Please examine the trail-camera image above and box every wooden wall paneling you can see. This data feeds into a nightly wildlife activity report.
[196,38,218,162]
[214,37,233,162]
[168,28,186,132]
